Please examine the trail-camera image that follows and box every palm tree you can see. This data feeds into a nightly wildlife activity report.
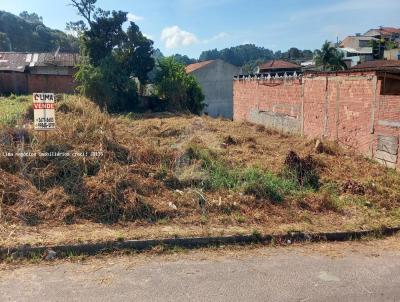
[314,41,347,71]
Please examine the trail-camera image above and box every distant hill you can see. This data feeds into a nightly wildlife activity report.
[0,10,79,52]
[199,44,314,73]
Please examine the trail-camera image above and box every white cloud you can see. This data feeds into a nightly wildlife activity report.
[161,26,199,49]
[127,13,144,22]
[203,32,228,44]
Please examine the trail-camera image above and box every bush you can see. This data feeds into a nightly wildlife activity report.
[75,56,139,112]
[283,151,320,190]
[155,57,205,114]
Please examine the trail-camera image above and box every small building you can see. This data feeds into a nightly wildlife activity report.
[0,52,79,95]
[384,48,400,61]
[256,60,301,75]
[185,59,240,119]
[364,27,400,45]
[339,35,377,66]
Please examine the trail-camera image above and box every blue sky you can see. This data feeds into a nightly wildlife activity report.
[1,0,399,58]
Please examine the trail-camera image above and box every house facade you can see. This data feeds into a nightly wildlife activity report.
[186,59,240,119]
[384,48,400,61]
[364,27,400,45]
[339,35,376,66]
[0,52,79,95]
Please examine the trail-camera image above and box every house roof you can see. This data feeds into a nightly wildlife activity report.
[185,60,215,73]
[339,47,374,55]
[365,27,400,37]
[351,60,400,70]
[259,60,301,70]
[0,52,80,72]
[379,27,400,35]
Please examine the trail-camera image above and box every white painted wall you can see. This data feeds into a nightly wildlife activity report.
[189,60,240,119]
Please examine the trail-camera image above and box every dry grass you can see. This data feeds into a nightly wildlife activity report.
[0,95,399,246]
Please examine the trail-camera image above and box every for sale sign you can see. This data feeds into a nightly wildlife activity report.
[33,93,56,130]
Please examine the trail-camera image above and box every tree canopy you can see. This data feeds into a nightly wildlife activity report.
[314,41,347,71]
[72,0,155,112]
[0,10,79,52]
[199,44,314,73]
[155,57,205,114]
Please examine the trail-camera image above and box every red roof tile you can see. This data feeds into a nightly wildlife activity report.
[380,27,400,35]
[186,60,214,73]
[351,60,400,70]
[259,60,301,70]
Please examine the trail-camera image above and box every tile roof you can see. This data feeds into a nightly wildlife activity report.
[379,27,400,35]
[185,60,215,73]
[351,60,400,70]
[259,60,301,70]
[0,52,80,72]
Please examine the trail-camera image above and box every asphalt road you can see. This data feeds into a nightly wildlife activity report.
[0,240,399,302]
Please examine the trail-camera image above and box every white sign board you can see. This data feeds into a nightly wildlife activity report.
[33,93,56,131]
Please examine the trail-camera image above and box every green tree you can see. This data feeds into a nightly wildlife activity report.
[170,54,197,65]
[385,40,398,50]
[0,11,78,52]
[0,32,11,51]
[71,0,155,112]
[155,57,205,114]
[75,55,138,112]
[199,44,274,66]
[19,11,43,23]
[314,41,347,71]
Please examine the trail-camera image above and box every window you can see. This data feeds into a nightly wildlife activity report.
[359,40,370,48]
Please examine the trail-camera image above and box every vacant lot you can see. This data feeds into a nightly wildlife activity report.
[0,95,399,247]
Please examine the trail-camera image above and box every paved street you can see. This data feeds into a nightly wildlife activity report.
[0,239,399,302]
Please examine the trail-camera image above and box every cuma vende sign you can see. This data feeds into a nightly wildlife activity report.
[33,93,56,130]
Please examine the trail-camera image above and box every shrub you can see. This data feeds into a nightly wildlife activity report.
[75,56,139,112]
[283,151,320,190]
[155,57,205,114]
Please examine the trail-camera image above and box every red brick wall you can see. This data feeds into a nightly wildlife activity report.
[233,72,400,168]
[233,79,302,120]
[27,74,77,94]
[234,80,260,121]
[374,90,400,169]
[0,72,28,94]
[0,72,77,95]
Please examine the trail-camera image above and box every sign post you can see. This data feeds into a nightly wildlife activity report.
[33,93,56,137]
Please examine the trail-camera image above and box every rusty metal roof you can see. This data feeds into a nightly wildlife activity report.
[0,52,80,72]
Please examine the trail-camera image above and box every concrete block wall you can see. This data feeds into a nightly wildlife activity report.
[233,71,400,169]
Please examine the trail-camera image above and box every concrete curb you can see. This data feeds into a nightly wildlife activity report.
[1,226,399,260]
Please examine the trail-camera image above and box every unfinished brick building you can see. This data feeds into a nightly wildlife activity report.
[0,52,79,95]
[233,69,400,169]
